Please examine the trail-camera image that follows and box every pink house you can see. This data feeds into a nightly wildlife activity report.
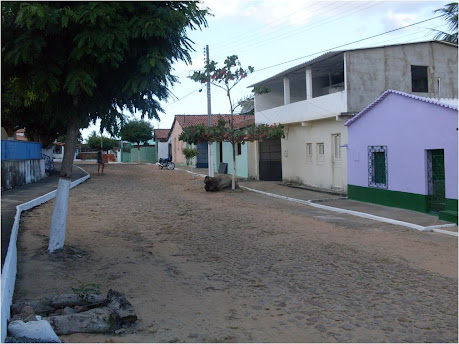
[168,114,254,167]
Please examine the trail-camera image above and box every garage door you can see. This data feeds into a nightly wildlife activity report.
[259,138,282,181]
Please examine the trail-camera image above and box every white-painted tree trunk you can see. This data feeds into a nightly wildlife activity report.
[48,112,79,253]
[48,178,71,252]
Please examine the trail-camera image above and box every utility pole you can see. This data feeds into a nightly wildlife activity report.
[206,45,214,177]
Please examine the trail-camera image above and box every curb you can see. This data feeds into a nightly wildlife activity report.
[240,186,457,236]
[1,166,91,343]
[173,168,457,237]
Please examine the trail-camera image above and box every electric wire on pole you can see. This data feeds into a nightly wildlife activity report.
[206,45,214,177]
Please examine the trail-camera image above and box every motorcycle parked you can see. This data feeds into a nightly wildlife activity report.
[158,156,175,170]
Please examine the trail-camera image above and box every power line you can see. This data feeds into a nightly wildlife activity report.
[217,1,384,60]
[164,15,446,109]
[253,14,444,75]
[212,1,378,58]
[210,1,328,49]
[211,1,344,53]
[163,87,204,108]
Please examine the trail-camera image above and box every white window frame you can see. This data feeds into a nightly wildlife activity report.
[306,143,313,162]
[332,134,341,160]
[317,143,325,164]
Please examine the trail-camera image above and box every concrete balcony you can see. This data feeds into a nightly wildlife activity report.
[255,90,348,125]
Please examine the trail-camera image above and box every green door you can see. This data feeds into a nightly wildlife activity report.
[427,149,446,212]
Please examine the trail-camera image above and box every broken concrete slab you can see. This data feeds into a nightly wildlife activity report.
[8,319,61,343]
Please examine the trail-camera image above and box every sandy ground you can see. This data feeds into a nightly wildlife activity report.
[15,163,457,343]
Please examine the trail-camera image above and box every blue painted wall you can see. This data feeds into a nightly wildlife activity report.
[213,141,249,178]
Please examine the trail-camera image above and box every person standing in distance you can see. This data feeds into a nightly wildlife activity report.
[97,147,105,175]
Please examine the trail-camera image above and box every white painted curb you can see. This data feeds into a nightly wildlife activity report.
[239,186,458,236]
[1,165,90,342]
[173,168,459,236]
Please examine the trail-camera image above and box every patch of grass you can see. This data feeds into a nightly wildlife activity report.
[72,279,101,302]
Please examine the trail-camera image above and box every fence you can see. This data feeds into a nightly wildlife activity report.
[122,146,157,163]
[1,140,45,190]
[1,140,42,161]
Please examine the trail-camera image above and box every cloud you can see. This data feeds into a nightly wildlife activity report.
[172,58,205,79]
[203,0,319,26]
[202,0,248,19]
[382,9,417,31]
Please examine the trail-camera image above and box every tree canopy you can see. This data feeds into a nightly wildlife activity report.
[433,2,458,44]
[87,131,116,152]
[190,55,254,115]
[2,1,209,144]
[1,2,209,252]
[120,120,154,146]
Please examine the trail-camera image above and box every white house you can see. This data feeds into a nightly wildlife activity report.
[154,129,171,160]
[250,40,458,192]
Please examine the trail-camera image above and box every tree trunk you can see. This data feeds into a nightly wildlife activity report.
[12,294,105,316]
[204,175,237,191]
[48,117,79,253]
[45,307,118,335]
[232,141,236,190]
[106,289,137,324]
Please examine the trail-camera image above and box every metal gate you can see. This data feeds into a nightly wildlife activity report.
[427,149,446,212]
[196,141,208,168]
[259,138,282,181]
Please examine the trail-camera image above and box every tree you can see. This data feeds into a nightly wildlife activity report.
[120,120,154,163]
[433,2,458,44]
[182,147,200,179]
[189,55,254,189]
[87,131,116,153]
[2,2,208,252]
[179,118,284,186]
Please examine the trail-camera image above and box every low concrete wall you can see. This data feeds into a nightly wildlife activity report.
[0,166,91,342]
[1,159,46,190]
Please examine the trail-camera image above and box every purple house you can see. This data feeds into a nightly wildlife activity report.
[345,90,458,223]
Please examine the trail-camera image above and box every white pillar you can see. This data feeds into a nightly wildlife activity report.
[283,77,290,105]
[306,68,313,100]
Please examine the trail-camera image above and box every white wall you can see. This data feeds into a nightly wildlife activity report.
[281,118,348,192]
[1,167,90,343]
[255,91,348,125]
[157,141,169,160]
[1,160,46,190]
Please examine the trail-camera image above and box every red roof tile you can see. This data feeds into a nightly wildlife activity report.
[154,129,170,141]
[175,114,255,129]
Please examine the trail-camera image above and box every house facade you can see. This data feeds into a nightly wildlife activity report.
[345,90,458,223]
[169,114,255,174]
[154,129,171,160]
[250,40,458,192]
[213,116,256,178]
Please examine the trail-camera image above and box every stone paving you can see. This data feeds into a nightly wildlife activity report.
[161,205,458,343]
[12,164,458,342]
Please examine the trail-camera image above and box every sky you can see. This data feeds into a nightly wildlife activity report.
[80,0,452,140]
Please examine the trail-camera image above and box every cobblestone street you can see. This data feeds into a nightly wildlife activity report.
[15,164,458,342]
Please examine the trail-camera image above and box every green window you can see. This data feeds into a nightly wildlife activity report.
[373,152,386,184]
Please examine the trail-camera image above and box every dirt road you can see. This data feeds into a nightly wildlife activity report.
[15,163,457,342]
